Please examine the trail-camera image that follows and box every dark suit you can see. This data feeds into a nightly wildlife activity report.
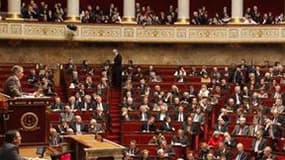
[96,102,108,112]
[78,102,95,111]
[92,112,106,123]
[49,135,61,146]
[252,138,267,154]
[215,148,231,160]
[3,75,23,97]
[232,125,249,136]
[249,125,264,136]
[171,135,189,146]
[224,138,237,148]
[59,112,74,122]
[233,151,248,160]
[141,122,156,132]
[50,102,65,111]
[0,143,22,160]
[182,123,198,135]
[173,112,187,122]
[70,122,86,134]
[125,147,140,156]
[161,122,175,132]
[213,124,228,133]
[112,53,122,87]
[265,116,284,139]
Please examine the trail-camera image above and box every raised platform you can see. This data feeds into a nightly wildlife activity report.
[1,22,285,43]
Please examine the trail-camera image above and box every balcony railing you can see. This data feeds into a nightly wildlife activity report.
[0,21,285,43]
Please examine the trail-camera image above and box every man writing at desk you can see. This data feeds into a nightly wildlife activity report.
[3,65,24,98]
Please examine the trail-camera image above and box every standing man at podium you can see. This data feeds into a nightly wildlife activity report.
[3,65,24,98]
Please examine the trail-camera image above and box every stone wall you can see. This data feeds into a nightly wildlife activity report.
[0,41,284,65]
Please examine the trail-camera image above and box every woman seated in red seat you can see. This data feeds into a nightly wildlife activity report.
[208,131,224,149]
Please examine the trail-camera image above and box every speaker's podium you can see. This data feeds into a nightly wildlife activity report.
[4,96,52,145]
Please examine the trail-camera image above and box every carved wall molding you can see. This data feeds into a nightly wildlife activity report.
[0,22,285,43]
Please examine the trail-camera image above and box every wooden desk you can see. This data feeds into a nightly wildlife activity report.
[64,135,125,160]
[20,146,52,160]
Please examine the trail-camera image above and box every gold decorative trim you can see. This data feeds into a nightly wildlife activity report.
[228,17,245,25]
[65,16,80,23]
[0,22,285,43]
[5,13,24,21]
[122,17,136,24]
[175,18,189,25]
[20,112,40,131]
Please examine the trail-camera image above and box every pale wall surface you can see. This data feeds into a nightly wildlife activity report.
[0,41,284,65]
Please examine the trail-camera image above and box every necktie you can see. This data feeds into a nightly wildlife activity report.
[236,153,241,160]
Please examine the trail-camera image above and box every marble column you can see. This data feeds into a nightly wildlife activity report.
[230,0,244,24]
[6,0,22,20]
[122,0,136,23]
[66,0,80,22]
[176,0,190,24]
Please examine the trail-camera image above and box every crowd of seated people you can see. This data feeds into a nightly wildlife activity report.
[191,6,231,25]
[120,59,285,159]
[10,1,285,25]
[48,58,111,143]
[244,5,284,24]
[26,63,56,96]
[21,0,65,22]
[48,114,105,146]
[80,3,121,24]
[135,3,177,25]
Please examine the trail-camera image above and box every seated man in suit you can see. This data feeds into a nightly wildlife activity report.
[3,65,24,97]
[50,96,65,112]
[232,117,249,136]
[214,117,228,134]
[70,115,86,135]
[157,105,169,121]
[174,106,187,122]
[223,132,236,148]
[141,116,156,132]
[252,130,267,159]
[49,127,61,146]
[0,130,24,160]
[95,96,108,113]
[80,95,95,111]
[88,119,104,134]
[171,129,189,146]
[125,140,140,158]
[233,143,248,160]
[215,142,231,160]
[261,146,277,160]
[161,116,175,132]
[60,105,74,123]
[157,140,175,158]
[138,105,151,121]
